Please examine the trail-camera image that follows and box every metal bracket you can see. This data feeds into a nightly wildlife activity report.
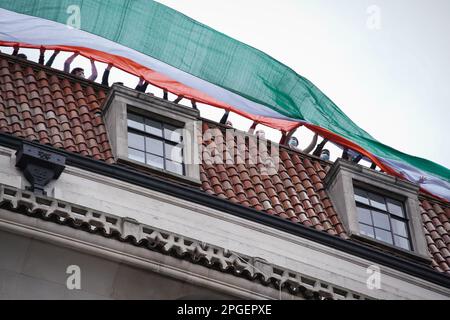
[15,142,66,195]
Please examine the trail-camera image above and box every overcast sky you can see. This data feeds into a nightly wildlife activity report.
[3,0,448,168]
[157,0,450,168]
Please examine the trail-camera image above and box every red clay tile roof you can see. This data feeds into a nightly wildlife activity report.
[421,199,450,273]
[0,53,449,275]
[0,54,113,163]
[200,130,348,238]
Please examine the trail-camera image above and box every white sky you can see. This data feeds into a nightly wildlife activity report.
[2,0,449,168]
[157,0,450,169]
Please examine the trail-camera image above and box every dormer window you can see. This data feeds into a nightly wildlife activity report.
[102,84,201,185]
[127,112,184,175]
[354,187,411,250]
[325,159,429,261]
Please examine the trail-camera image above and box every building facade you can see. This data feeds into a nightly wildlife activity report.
[0,53,449,299]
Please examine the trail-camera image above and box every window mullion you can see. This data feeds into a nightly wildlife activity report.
[162,140,167,171]
[386,213,395,245]
[355,189,412,251]
[127,114,185,176]
[129,127,164,141]
[357,202,389,216]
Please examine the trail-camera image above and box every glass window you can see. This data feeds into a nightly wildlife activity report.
[372,211,390,230]
[146,137,164,156]
[359,223,375,238]
[387,198,404,217]
[128,132,145,150]
[164,124,182,143]
[375,228,393,245]
[165,144,183,162]
[127,113,144,131]
[391,218,408,237]
[357,206,372,225]
[127,112,185,175]
[128,148,145,163]
[354,187,370,205]
[368,192,387,211]
[166,159,184,175]
[146,154,164,169]
[394,235,411,250]
[145,118,163,137]
[354,187,411,251]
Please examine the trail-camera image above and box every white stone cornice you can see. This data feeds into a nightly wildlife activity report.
[0,183,369,300]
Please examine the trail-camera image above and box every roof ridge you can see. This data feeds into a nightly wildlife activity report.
[0,52,109,92]
[200,117,333,168]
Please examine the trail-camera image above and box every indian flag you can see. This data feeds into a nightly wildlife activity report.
[0,0,449,202]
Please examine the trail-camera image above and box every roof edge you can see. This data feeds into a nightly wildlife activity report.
[0,52,109,91]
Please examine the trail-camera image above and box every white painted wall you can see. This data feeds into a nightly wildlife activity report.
[0,229,236,300]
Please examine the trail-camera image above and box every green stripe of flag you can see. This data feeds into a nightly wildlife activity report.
[1,0,448,193]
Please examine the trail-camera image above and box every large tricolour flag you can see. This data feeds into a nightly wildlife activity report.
[0,0,449,202]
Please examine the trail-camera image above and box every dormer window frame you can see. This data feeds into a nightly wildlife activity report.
[353,183,413,251]
[127,109,186,176]
[324,159,430,261]
[102,84,201,185]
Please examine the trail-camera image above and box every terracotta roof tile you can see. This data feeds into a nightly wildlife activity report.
[421,199,450,273]
[0,56,113,162]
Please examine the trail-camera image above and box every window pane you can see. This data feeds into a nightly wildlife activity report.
[387,198,404,217]
[127,113,144,130]
[128,148,145,163]
[368,192,387,211]
[145,137,163,156]
[394,235,411,250]
[375,228,393,245]
[146,154,164,169]
[164,124,182,143]
[357,206,372,225]
[391,218,408,237]
[128,132,145,150]
[145,118,163,137]
[166,159,184,175]
[354,188,369,205]
[372,211,390,230]
[165,143,183,162]
[359,223,375,238]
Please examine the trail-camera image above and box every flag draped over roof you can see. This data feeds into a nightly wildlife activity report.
[0,0,449,202]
